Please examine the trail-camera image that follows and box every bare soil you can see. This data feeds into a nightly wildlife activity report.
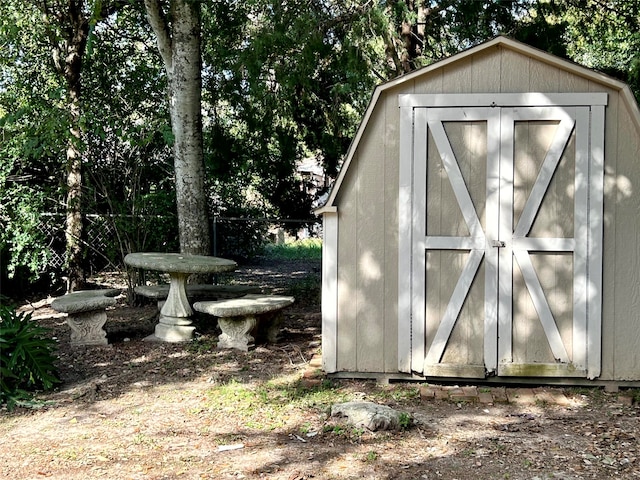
[2,259,640,480]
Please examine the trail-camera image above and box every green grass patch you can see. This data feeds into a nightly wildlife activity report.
[369,384,421,405]
[626,388,640,404]
[363,450,379,462]
[566,386,607,405]
[263,238,322,261]
[200,376,350,431]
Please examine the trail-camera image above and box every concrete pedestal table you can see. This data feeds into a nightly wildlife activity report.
[124,252,237,342]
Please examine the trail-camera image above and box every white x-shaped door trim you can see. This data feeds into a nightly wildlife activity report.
[398,93,606,379]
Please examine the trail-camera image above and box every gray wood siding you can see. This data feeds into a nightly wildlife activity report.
[608,100,640,380]
[599,85,619,381]
[383,89,401,373]
[354,102,386,372]
[335,146,358,371]
[335,88,404,372]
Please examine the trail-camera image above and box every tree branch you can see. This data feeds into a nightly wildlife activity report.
[144,0,173,70]
[100,0,131,19]
[36,0,64,74]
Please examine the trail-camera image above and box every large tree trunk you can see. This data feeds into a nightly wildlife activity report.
[42,0,90,291]
[65,79,85,292]
[145,0,211,256]
[63,6,89,292]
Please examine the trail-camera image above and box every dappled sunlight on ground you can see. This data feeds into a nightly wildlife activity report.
[3,259,640,479]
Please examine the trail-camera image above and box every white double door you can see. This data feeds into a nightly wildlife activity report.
[399,94,606,379]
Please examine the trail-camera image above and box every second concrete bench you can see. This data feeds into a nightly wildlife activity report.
[51,289,121,346]
[193,294,295,351]
[134,284,261,312]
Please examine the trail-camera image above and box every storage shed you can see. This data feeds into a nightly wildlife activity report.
[316,37,640,385]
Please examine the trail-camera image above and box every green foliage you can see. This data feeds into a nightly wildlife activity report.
[259,238,322,307]
[0,2,69,283]
[379,0,533,76]
[0,306,60,410]
[82,6,179,268]
[201,0,377,210]
[626,388,640,404]
[286,275,321,309]
[398,411,412,430]
[208,174,273,259]
[1,1,177,287]
[0,186,55,281]
[559,0,640,98]
[363,450,379,462]
[212,217,269,260]
[4,0,640,293]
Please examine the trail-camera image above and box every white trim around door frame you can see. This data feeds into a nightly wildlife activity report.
[398,93,607,380]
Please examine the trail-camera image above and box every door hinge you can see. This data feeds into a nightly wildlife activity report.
[490,240,506,248]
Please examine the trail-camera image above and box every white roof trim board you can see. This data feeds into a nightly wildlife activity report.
[315,36,640,214]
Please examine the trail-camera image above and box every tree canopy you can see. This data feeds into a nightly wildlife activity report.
[1,0,639,292]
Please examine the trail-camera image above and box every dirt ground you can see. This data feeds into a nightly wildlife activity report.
[2,259,640,480]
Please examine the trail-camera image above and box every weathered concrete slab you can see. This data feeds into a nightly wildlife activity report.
[193,294,294,317]
[51,289,120,314]
[135,284,260,301]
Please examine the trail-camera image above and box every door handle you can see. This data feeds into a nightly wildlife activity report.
[491,240,506,248]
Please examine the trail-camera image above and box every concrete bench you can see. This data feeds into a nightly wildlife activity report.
[51,289,120,346]
[134,284,261,311]
[193,294,295,351]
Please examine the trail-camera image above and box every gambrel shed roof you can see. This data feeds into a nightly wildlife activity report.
[317,36,640,214]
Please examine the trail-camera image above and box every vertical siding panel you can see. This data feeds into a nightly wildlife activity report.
[355,104,387,371]
[600,87,619,380]
[384,89,401,372]
[321,212,338,372]
[500,48,530,93]
[529,59,559,92]
[397,90,415,373]
[336,154,359,371]
[415,70,443,94]
[443,58,472,93]
[609,99,640,379]
[471,47,501,93]
[587,105,605,378]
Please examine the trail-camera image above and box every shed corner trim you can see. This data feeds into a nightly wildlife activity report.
[314,205,337,215]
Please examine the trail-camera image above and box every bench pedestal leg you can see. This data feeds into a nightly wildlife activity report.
[264,312,283,344]
[217,316,257,352]
[67,311,108,346]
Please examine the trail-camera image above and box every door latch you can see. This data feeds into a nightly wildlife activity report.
[491,240,506,248]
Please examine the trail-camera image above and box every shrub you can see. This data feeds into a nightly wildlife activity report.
[0,306,60,410]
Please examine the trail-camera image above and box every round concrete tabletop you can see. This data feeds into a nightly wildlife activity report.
[124,252,237,274]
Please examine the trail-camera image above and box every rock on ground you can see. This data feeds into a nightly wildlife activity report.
[331,401,407,431]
